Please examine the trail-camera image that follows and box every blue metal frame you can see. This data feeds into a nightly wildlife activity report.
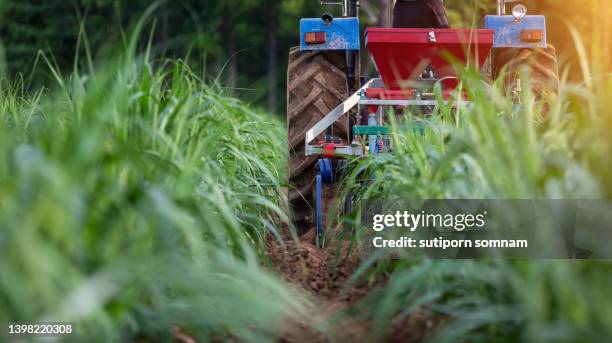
[315,174,323,244]
[318,158,334,183]
[300,17,360,51]
[315,158,334,245]
[484,15,547,49]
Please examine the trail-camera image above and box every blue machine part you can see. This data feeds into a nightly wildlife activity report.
[484,15,547,49]
[315,158,334,244]
[318,158,334,184]
[300,17,360,51]
[315,174,323,242]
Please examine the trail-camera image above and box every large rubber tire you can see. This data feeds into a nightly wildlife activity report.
[492,45,560,99]
[287,48,348,234]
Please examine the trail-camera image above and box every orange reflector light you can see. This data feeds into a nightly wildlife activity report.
[520,29,544,43]
[305,32,326,44]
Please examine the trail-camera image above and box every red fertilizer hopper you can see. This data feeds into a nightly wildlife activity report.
[366,28,495,90]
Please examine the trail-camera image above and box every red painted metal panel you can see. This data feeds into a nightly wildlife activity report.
[365,88,416,100]
[365,87,460,100]
[366,28,494,90]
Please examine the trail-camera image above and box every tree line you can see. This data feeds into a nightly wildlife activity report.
[0,0,330,113]
[0,0,603,114]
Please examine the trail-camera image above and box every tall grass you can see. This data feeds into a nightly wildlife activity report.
[0,46,308,340]
[336,25,612,343]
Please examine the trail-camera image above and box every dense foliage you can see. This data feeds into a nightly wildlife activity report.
[1,0,607,112]
[0,45,311,340]
[335,4,612,338]
[338,67,612,341]
[0,0,325,112]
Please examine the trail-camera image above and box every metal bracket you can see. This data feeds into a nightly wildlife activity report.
[320,0,349,17]
[306,145,362,157]
[428,30,437,43]
[305,78,376,146]
[359,98,472,107]
[359,99,446,106]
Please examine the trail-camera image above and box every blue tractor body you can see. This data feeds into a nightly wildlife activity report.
[300,17,360,51]
[484,15,548,49]
[299,12,548,52]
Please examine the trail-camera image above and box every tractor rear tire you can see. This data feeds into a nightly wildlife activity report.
[492,45,560,99]
[287,48,348,234]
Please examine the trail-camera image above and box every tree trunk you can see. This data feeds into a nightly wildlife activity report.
[161,2,169,44]
[267,1,280,113]
[227,30,238,93]
[360,0,379,23]
[379,0,390,27]
[221,2,238,94]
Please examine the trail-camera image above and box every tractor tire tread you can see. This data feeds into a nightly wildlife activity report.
[493,45,560,98]
[287,47,348,233]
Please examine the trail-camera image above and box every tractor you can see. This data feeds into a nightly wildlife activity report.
[287,0,559,245]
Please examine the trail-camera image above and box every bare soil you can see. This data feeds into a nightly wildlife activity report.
[267,227,371,342]
[266,225,438,343]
